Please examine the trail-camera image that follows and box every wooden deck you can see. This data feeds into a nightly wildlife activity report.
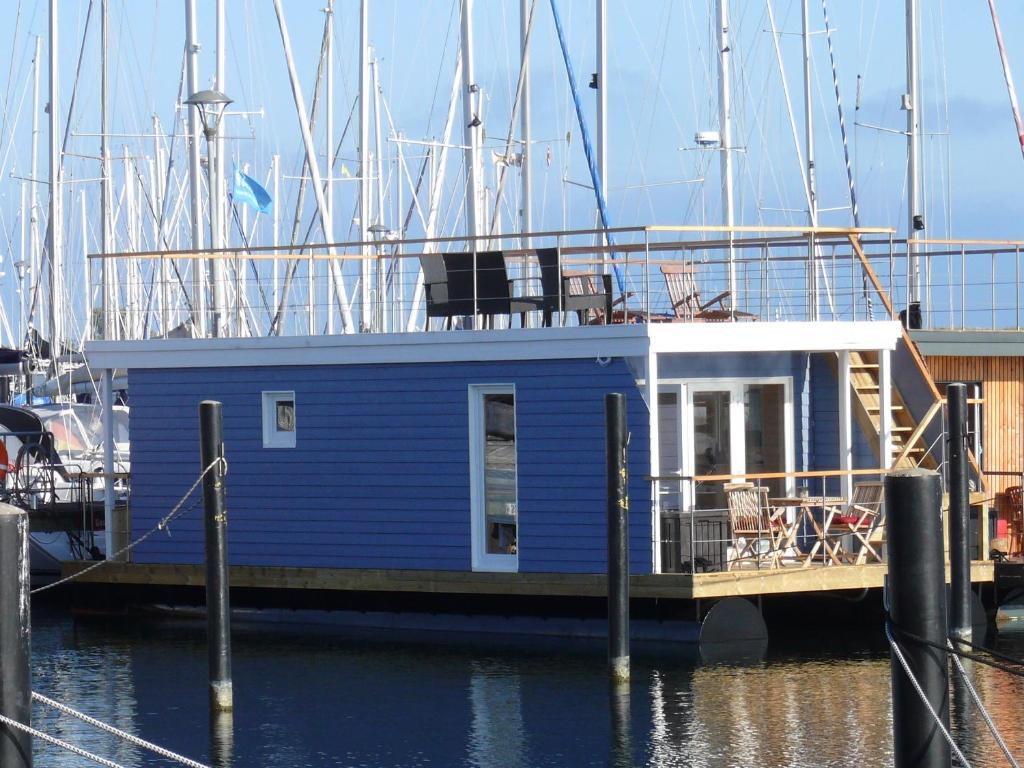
[60,560,995,601]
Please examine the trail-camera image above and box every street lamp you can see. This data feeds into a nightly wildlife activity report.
[186,89,233,337]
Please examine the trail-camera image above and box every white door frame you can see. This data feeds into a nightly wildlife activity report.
[660,377,795,507]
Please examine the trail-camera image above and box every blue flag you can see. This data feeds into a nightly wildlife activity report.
[231,167,273,214]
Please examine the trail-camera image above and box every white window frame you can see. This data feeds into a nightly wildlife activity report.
[658,377,795,509]
[468,383,519,572]
[262,391,296,449]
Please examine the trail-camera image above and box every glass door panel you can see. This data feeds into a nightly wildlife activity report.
[744,383,787,497]
[657,391,682,512]
[692,389,732,511]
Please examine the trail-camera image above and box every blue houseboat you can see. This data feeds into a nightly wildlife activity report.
[77,226,995,640]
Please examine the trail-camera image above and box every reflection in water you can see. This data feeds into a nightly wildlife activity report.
[24,607,1024,767]
[468,661,525,768]
[209,711,234,768]
[609,682,632,768]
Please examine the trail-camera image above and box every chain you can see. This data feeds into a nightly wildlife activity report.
[32,456,226,596]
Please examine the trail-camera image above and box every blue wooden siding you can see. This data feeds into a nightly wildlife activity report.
[809,353,875,472]
[656,351,811,471]
[128,358,652,575]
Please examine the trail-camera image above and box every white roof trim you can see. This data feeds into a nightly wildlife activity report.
[85,320,902,370]
[85,325,651,369]
[648,321,902,354]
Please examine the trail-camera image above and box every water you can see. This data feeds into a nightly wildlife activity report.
[25,605,1024,767]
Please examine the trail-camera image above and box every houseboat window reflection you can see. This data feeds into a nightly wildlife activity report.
[470,385,519,571]
[483,393,518,555]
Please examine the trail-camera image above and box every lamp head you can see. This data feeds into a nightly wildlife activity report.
[186,89,233,138]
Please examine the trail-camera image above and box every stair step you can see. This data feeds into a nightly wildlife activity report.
[892,426,914,432]
[866,404,904,412]
[850,363,879,370]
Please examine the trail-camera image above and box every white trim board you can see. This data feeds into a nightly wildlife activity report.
[85,321,902,370]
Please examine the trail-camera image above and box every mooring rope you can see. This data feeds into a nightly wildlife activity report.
[32,692,211,768]
[885,619,972,768]
[31,456,227,596]
[0,711,127,768]
[948,642,1021,768]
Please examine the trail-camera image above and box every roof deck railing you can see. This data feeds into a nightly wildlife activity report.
[93,224,1024,341]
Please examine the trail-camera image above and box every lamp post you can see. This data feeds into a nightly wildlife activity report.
[186,89,232,337]
[369,223,388,333]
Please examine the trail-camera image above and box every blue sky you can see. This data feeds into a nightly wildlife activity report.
[0,0,1022,339]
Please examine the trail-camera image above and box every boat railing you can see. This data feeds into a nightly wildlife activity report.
[651,467,991,576]
[88,224,906,340]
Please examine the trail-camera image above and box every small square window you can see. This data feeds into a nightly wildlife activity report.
[262,391,296,448]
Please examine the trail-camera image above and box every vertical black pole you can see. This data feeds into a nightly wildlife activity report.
[0,503,32,767]
[606,393,629,683]
[886,469,951,768]
[946,383,972,641]
[200,401,233,713]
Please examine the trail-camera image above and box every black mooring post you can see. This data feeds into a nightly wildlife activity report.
[605,393,629,683]
[886,469,951,768]
[946,383,972,641]
[200,401,233,713]
[0,503,32,768]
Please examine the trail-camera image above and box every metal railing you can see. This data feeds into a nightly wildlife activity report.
[654,468,907,576]
[88,224,899,340]
[859,238,1024,331]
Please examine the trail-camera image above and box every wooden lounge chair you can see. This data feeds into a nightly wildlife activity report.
[725,482,782,570]
[824,481,885,564]
[660,263,756,322]
[1006,486,1023,556]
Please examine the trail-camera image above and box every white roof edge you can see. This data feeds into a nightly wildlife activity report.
[85,321,902,370]
[85,325,651,369]
[649,320,903,353]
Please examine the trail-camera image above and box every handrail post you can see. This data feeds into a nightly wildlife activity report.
[0,503,31,767]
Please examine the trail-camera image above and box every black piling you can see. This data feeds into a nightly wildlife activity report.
[0,503,32,767]
[886,469,951,768]
[946,383,972,642]
[605,393,629,683]
[200,401,233,713]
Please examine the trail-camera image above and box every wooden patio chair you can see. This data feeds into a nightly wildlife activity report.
[725,482,782,570]
[660,263,756,322]
[824,481,885,564]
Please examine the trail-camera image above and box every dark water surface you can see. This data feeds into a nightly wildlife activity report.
[26,606,1024,767]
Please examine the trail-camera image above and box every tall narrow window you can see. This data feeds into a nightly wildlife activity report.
[469,385,519,571]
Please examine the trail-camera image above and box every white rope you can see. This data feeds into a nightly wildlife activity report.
[0,711,126,768]
[886,620,972,767]
[31,456,227,595]
[948,640,1022,768]
[32,692,210,768]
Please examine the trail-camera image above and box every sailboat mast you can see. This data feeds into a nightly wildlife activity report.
[30,35,41,334]
[184,0,206,336]
[101,0,113,339]
[906,0,922,304]
[801,0,818,226]
[48,0,63,351]
[714,0,735,295]
[461,0,483,240]
[987,0,1024,162]
[359,0,371,330]
[520,0,532,240]
[325,0,335,335]
[212,0,228,335]
[596,0,607,227]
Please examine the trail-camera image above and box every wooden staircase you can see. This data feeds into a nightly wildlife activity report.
[845,350,939,470]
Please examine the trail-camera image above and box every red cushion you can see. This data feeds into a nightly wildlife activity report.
[833,514,863,526]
